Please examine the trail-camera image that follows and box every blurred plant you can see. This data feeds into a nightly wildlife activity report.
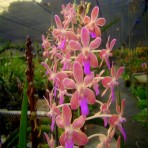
[41,1,126,148]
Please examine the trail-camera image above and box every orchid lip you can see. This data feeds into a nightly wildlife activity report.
[83,59,91,74]
[80,97,89,115]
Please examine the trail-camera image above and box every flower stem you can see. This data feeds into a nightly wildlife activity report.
[86,114,112,121]
[88,133,104,140]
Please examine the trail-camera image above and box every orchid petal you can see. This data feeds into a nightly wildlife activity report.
[118,124,126,141]
[116,102,121,114]
[93,82,99,96]
[56,115,64,128]
[94,25,101,37]
[84,72,94,86]
[111,64,116,77]
[116,67,124,79]
[110,39,116,51]
[116,136,121,148]
[56,72,68,81]
[54,15,62,29]
[60,38,66,50]
[73,130,88,145]
[75,53,83,65]
[101,88,108,97]
[62,105,72,127]
[73,61,83,83]
[89,52,98,67]
[81,27,90,48]
[105,55,111,70]
[69,40,82,50]
[85,88,96,104]
[121,99,126,115]
[91,6,99,21]
[96,18,106,26]
[103,117,108,127]
[51,116,55,132]
[111,87,115,102]
[102,76,112,88]
[89,37,101,50]
[72,115,85,129]
[109,115,118,126]
[42,34,45,41]
[66,31,77,40]
[84,16,91,24]
[100,49,107,59]
[71,91,79,110]
[106,36,110,49]
[59,132,65,146]
[63,78,76,89]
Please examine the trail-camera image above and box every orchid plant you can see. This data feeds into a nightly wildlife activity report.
[41,1,126,148]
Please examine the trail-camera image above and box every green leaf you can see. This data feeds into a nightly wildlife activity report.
[101,18,120,32]
[18,81,28,148]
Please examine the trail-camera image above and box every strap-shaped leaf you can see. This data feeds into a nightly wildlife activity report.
[18,81,28,148]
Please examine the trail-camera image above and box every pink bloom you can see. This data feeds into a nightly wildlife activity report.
[44,133,55,148]
[41,61,68,97]
[63,61,96,115]
[109,99,126,141]
[100,36,116,70]
[69,27,101,74]
[52,15,77,50]
[102,65,124,101]
[60,51,72,71]
[93,70,105,95]
[56,105,88,147]
[42,34,50,57]
[45,94,61,132]
[100,99,111,127]
[61,3,77,25]
[96,126,115,148]
[84,6,106,38]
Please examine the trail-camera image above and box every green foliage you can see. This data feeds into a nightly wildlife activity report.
[18,82,28,148]
[130,85,146,100]
[134,109,148,126]
[137,99,147,109]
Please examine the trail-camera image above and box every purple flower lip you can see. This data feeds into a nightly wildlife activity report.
[80,97,89,115]
[83,59,91,74]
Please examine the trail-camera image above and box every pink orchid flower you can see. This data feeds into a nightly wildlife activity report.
[41,61,68,97]
[60,51,72,71]
[56,105,88,147]
[83,6,106,38]
[93,70,105,96]
[96,126,115,148]
[100,36,116,70]
[61,3,77,25]
[42,34,51,57]
[44,133,55,148]
[109,99,126,141]
[102,65,124,102]
[98,99,111,127]
[44,94,61,132]
[63,61,96,115]
[52,15,77,50]
[69,27,101,74]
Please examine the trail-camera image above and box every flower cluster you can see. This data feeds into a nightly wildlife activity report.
[42,2,126,148]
